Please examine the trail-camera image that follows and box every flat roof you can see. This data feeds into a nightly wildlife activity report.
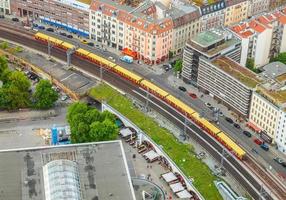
[0,141,135,200]
[212,56,262,88]
[261,61,286,80]
[257,81,286,106]
[192,30,224,48]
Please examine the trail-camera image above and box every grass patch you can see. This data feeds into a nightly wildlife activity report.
[89,83,222,200]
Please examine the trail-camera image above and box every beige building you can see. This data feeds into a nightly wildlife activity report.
[249,62,286,153]
[224,0,249,26]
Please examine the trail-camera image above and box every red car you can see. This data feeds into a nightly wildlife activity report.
[254,138,263,145]
[188,92,197,99]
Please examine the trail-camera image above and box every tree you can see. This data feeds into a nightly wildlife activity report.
[0,42,8,50]
[33,80,58,109]
[67,102,118,143]
[7,71,31,92]
[270,52,286,65]
[0,56,8,75]
[2,84,30,110]
[173,59,183,73]
[246,58,255,70]
[89,119,118,142]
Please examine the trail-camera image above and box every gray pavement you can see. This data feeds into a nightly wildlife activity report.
[0,107,67,150]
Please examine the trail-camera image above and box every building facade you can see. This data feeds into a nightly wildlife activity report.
[249,62,286,153]
[182,28,241,84]
[10,0,90,36]
[248,0,270,16]
[231,8,286,68]
[199,1,226,31]
[224,0,249,26]
[198,56,259,117]
[0,0,10,15]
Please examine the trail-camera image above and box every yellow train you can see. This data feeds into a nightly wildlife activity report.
[34,32,246,160]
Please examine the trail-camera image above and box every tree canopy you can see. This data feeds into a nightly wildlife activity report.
[173,59,183,73]
[33,80,58,109]
[270,52,286,65]
[67,102,118,143]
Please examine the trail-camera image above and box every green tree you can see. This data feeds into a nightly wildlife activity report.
[7,71,31,92]
[0,56,8,75]
[271,52,286,64]
[2,85,30,110]
[246,58,255,70]
[67,102,89,124]
[89,119,118,142]
[33,80,58,109]
[173,59,183,73]
[0,42,8,50]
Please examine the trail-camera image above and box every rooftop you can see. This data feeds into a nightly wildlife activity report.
[0,141,135,200]
[212,56,262,88]
[257,82,286,107]
[260,61,286,80]
[189,28,241,57]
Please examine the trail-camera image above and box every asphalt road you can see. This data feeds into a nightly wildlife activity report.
[0,27,284,199]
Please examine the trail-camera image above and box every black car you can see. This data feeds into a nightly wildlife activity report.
[233,123,240,129]
[282,162,286,168]
[67,35,73,39]
[243,130,252,137]
[87,42,94,47]
[38,26,45,30]
[178,86,187,92]
[46,28,54,32]
[60,32,67,37]
[274,157,284,164]
[0,15,4,19]
[12,18,19,22]
[225,117,234,124]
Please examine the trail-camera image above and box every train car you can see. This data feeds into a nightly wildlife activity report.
[113,65,143,84]
[75,48,91,59]
[34,32,64,48]
[217,132,246,160]
[61,42,75,50]
[101,58,117,69]
[140,80,169,98]
[191,112,221,137]
[165,95,195,117]
[87,53,105,66]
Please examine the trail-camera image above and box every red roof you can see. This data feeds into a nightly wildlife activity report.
[279,15,286,25]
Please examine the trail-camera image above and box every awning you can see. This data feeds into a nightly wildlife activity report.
[143,150,159,161]
[162,172,177,183]
[246,122,261,132]
[120,128,133,137]
[176,190,192,199]
[170,182,184,193]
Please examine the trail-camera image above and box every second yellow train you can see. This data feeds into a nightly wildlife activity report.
[34,32,246,160]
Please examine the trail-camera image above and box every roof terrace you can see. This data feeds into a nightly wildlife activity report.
[212,56,262,88]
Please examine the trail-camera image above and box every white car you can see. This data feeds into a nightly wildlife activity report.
[205,102,212,108]
[61,95,69,101]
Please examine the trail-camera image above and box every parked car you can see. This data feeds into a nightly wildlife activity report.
[254,138,263,145]
[59,32,67,37]
[282,162,286,168]
[188,92,197,99]
[218,111,224,117]
[205,102,212,108]
[274,157,284,164]
[178,86,187,92]
[87,42,94,47]
[38,26,45,30]
[0,15,4,19]
[81,39,88,44]
[67,35,73,39]
[163,65,170,72]
[243,131,252,137]
[46,27,54,32]
[233,123,240,129]
[225,117,234,124]
[260,143,269,151]
[12,18,19,22]
[61,95,69,101]
[108,56,115,62]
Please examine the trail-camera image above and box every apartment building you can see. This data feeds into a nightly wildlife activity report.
[249,62,286,153]
[198,1,226,31]
[168,2,201,55]
[89,0,173,65]
[224,0,249,26]
[231,8,286,68]
[0,0,10,14]
[10,0,90,36]
[269,0,286,11]
[198,56,261,117]
[248,0,270,16]
[182,28,241,84]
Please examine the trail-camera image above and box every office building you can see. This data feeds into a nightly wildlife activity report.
[198,56,261,117]
[182,28,241,84]
[0,141,136,199]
